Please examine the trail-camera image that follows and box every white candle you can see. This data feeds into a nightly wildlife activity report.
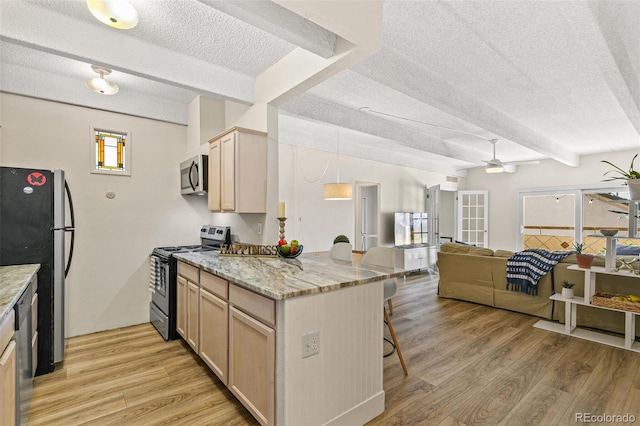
[278,202,286,218]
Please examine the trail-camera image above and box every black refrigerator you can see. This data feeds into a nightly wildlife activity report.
[0,167,75,375]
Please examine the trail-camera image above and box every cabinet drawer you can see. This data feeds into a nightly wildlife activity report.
[0,310,15,354]
[201,271,228,299]
[178,261,199,283]
[229,285,275,327]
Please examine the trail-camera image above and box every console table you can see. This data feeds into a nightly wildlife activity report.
[533,265,640,352]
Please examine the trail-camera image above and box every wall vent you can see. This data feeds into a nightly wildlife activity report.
[446,176,458,183]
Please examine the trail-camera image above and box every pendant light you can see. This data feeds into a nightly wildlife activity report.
[85,65,119,95]
[323,131,352,200]
[87,0,139,29]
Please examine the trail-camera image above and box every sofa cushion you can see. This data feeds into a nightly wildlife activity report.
[468,246,495,256]
[440,242,473,254]
[493,250,515,258]
[439,242,494,256]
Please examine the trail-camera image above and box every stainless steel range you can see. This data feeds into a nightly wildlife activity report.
[149,225,230,340]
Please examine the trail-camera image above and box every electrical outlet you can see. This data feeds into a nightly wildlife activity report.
[302,331,320,358]
[257,222,263,235]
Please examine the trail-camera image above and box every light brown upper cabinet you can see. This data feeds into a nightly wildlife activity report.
[208,127,267,213]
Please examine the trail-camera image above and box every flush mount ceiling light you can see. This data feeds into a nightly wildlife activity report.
[324,131,352,201]
[87,0,139,29]
[85,65,119,95]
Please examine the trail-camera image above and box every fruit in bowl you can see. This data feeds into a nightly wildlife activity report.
[277,242,303,258]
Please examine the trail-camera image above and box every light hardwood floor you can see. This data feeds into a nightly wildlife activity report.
[29,273,640,425]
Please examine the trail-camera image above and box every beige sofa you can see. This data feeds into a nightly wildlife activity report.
[437,242,640,338]
[437,242,555,319]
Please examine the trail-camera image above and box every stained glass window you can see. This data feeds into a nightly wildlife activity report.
[91,128,131,176]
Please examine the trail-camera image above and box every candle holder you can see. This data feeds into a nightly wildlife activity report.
[277,217,287,241]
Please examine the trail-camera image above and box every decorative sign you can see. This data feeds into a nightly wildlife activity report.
[27,172,47,186]
[219,244,279,257]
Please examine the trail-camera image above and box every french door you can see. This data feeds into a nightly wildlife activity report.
[456,191,488,247]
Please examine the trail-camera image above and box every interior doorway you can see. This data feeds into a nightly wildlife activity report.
[355,182,380,253]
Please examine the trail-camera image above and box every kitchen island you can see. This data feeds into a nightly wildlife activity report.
[172,252,404,426]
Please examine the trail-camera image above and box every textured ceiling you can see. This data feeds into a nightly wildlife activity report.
[1,0,639,176]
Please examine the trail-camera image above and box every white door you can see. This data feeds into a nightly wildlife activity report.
[456,190,488,247]
[355,182,380,252]
[426,185,440,249]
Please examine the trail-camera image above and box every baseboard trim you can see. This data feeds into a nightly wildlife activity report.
[323,391,385,426]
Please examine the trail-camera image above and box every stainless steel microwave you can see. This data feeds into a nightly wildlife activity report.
[180,155,208,195]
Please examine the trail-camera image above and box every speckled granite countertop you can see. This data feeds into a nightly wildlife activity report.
[173,252,405,300]
[0,264,40,322]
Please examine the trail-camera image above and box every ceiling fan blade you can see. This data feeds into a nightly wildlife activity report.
[503,160,541,166]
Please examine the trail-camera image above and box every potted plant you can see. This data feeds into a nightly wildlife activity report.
[601,153,640,200]
[561,280,575,299]
[573,242,594,269]
[333,235,350,244]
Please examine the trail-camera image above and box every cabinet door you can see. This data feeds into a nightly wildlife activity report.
[419,247,430,269]
[31,292,38,373]
[208,139,221,212]
[176,275,187,339]
[229,307,274,426]
[199,289,228,384]
[187,281,200,351]
[0,340,16,426]
[221,132,236,211]
[404,249,420,271]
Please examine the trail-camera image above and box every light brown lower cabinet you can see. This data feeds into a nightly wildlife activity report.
[186,281,200,352]
[199,288,228,384]
[176,261,276,426]
[229,306,275,426]
[177,261,200,344]
[0,340,16,426]
[176,275,187,338]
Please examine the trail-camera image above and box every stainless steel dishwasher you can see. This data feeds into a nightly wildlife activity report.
[14,281,33,426]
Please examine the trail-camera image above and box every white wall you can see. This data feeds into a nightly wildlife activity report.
[186,96,225,155]
[0,94,208,337]
[278,143,458,252]
[462,149,638,251]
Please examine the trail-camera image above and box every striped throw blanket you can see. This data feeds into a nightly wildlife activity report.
[506,249,572,295]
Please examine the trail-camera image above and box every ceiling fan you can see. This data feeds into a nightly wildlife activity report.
[483,139,540,174]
